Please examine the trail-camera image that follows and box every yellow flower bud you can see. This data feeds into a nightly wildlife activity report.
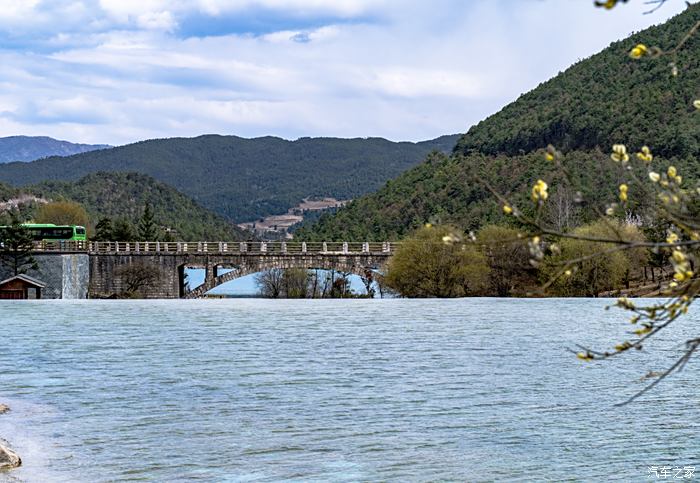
[619,184,628,202]
[694,100,700,110]
[672,250,686,263]
[668,166,677,178]
[629,44,648,59]
[636,146,653,163]
[649,172,660,183]
[502,205,513,215]
[611,144,629,163]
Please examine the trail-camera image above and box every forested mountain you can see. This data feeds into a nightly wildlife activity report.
[0,134,460,222]
[0,136,110,163]
[297,4,700,241]
[1,173,248,241]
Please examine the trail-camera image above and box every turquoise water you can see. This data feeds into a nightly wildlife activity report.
[0,299,699,482]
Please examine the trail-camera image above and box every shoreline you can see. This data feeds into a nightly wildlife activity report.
[0,404,21,471]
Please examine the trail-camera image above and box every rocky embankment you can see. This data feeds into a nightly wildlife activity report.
[0,404,21,471]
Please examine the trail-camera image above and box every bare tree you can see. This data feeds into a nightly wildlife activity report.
[116,263,161,296]
[255,268,285,298]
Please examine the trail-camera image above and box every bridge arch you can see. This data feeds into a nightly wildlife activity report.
[184,257,387,299]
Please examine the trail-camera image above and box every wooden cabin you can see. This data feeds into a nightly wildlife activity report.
[0,274,46,300]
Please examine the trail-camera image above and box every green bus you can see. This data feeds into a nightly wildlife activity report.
[0,224,87,241]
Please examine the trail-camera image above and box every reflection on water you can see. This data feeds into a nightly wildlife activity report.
[0,299,698,482]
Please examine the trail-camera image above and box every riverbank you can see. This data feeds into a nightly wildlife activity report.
[0,404,21,471]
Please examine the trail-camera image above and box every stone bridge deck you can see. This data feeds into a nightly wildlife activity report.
[32,241,399,256]
[30,241,399,298]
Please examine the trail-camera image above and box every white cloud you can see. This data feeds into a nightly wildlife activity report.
[0,0,690,145]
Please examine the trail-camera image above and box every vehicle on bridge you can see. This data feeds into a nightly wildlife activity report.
[0,224,87,241]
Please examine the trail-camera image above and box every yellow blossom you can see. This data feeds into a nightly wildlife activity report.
[502,205,513,215]
[576,352,593,361]
[694,100,700,110]
[666,233,679,244]
[611,144,629,163]
[636,146,653,163]
[595,0,617,9]
[564,269,572,277]
[668,166,677,178]
[532,236,541,245]
[649,172,660,183]
[425,223,432,228]
[619,184,628,202]
[442,233,459,244]
[531,179,548,202]
[672,250,686,264]
[629,44,648,59]
[634,326,652,336]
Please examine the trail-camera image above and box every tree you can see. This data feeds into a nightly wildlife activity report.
[255,268,285,298]
[282,268,310,298]
[329,271,353,298]
[111,218,136,241]
[138,204,159,241]
[115,263,161,297]
[384,225,489,297]
[35,201,88,226]
[539,220,645,297]
[477,225,534,296]
[94,217,114,241]
[0,214,39,276]
[360,268,376,298]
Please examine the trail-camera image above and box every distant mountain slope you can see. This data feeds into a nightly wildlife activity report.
[298,4,700,241]
[454,4,700,158]
[0,134,460,222]
[1,172,248,241]
[0,136,110,163]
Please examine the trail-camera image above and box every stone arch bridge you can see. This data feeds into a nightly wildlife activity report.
[38,241,398,298]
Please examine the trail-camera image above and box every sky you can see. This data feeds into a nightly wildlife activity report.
[0,0,688,146]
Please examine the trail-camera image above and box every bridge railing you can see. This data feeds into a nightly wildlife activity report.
[86,241,400,255]
[31,241,89,252]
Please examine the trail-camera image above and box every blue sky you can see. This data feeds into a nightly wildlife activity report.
[0,0,688,145]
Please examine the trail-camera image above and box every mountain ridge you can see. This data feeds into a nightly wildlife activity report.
[0,135,110,163]
[0,134,460,222]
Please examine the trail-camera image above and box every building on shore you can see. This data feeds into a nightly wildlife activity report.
[0,274,46,299]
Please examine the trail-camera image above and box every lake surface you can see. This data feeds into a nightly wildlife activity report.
[0,299,699,482]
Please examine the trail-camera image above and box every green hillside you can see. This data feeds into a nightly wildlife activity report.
[297,4,700,241]
[0,134,459,222]
[1,172,248,241]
